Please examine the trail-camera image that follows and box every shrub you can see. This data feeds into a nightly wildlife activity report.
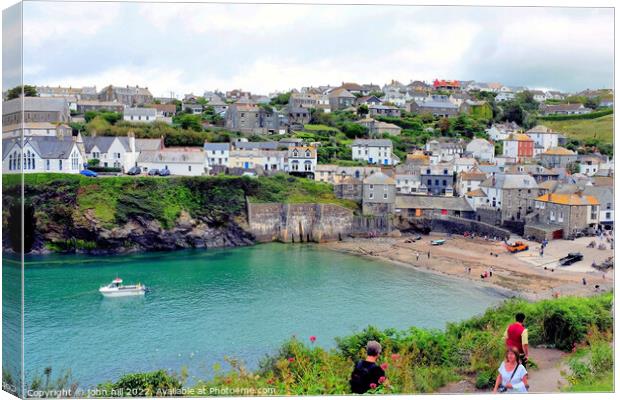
[96,370,183,397]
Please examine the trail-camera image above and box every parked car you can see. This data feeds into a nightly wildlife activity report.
[559,252,583,266]
[159,168,171,176]
[147,169,159,176]
[127,166,141,175]
[504,241,529,253]
[79,169,98,177]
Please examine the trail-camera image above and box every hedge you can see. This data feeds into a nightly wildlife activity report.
[538,108,613,121]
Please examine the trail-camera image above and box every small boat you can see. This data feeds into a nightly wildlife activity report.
[99,278,146,297]
[431,239,446,246]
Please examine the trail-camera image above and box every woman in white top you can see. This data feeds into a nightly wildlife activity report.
[493,347,528,393]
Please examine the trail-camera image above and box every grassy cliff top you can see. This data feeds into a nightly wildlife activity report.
[3,173,358,229]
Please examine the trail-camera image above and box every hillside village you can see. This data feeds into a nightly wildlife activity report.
[2,79,614,242]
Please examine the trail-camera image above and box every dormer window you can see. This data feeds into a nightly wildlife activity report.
[305,150,311,157]
[293,150,299,157]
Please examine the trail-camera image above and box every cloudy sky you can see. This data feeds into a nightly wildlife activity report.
[6,2,615,96]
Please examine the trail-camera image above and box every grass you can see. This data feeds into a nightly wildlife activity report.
[4,173,358,233]
[544,114,613,143]
[301,124,342,132]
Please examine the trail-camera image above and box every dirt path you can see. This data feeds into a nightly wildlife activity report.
[437,347,569,394]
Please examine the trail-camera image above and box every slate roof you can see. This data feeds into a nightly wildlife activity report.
[233,141,279,150]
[203,142,231,151]
[83,136,132,153]
[480,173,538,189]
[395,195,474,212]
[137,148,205,164]
[363,171,395,185]
[124,107,157,117]
[3,97,68,115]
[3,136,78,160]
[352,139,393,147]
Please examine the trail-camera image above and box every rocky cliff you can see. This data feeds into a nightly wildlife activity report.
[2,174,359,254]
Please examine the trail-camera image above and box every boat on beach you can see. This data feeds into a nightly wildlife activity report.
[99,278,146,297]
[430,239,446,246]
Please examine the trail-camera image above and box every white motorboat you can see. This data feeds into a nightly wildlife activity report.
[99,278,146,297]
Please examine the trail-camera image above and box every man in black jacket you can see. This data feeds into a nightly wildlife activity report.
[350,341,386,394]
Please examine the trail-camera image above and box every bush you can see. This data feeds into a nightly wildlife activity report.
[96,370,183,397]
[539,108,613,121]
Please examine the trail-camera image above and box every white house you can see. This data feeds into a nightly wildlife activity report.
[124,107,158,123]
[204,142,231,168]
[526,125,559,151]
[228,149,287,172]
[452,157,478,174]
[352,139,399,166]
[395,173,426,195]
[485,122,520,141]
[466,138,495,162]
[3,135,85,174]
[137,147,206,176]
[495,92,515,102]
[288,145,317,174]
[83,134,138,172]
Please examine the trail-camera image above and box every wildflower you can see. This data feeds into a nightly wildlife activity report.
[378,376,386,384]
[288,357,295,363]
[380,362,389,371]
[369,383,377,389]
[309,335,317,343]
[390,353,400,361]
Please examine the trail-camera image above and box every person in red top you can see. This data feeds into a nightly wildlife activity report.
[503,313,529,366]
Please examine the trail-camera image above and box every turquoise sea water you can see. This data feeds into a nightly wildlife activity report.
[5,243,504,388]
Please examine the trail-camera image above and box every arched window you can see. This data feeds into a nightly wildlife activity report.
[8,153,14,170]
[71,151,79,170]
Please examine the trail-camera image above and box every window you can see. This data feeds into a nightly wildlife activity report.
[369,193,374,199]
[71,151,79,170]
[550,210,555,222]
[383,193,388,199]
[93,152,100,159]
[189,166,192,171]
[59,160,63,170]
[369,184,374,189]
[46,160,50,171]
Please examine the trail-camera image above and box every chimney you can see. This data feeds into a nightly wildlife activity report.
[56,125,64,140]
[128,130,136,153]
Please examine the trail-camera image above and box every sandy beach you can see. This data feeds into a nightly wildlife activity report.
[324,233,614,300]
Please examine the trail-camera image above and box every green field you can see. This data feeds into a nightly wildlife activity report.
[544,114,613,144]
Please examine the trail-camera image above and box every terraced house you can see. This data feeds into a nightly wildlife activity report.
[529,192,600,239]
[351,139,399,166]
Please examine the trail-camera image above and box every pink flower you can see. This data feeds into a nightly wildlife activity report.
[378,376,386,384]
[380,363,389,371]
[288,357,295,363]
[309,336,317,343]
[390,353,400,361]
[369,383,377,389]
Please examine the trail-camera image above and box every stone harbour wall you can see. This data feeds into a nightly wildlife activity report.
[247,202,390,243]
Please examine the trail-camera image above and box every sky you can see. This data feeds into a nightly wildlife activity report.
[4,2,615,96]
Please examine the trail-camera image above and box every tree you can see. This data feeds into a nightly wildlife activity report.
[6,85,38,100]
[501,102,525,125]
[566,162,580,174]
[357,104,369,117]
[173,113,203,131]
[339,122,368,139]
[270,92,291,106]
[437,117,451,134]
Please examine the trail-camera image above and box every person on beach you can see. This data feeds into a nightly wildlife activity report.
[350,341,386,394]
[427,250,431,259]
[582,277,587,286]
[493,348,528,393]
[416,252,420,261]
[502,313,529,366]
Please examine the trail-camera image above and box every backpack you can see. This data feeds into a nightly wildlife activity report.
[350,361,375,394]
